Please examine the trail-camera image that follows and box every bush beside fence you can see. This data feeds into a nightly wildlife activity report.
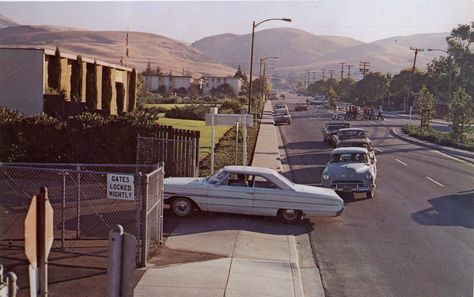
[0,108,200,164]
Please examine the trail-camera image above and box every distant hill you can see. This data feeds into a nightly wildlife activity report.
[0,25,236,76]
[0,14,19,28]
[0,16,451,79]
[192,28,450,78]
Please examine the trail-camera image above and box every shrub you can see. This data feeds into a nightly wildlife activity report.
[402,125,473,152]
[165,104,209,120]
[220,98,242,114]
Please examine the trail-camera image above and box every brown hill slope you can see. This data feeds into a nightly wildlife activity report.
[192,27,364,71]
[0,14,19,28]
[193,28,450,77]
[0,25,235,76]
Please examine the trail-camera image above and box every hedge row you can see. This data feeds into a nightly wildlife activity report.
[0,108,163,163]
[402,125,474,152]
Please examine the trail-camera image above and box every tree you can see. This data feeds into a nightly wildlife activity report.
[70,55,83,102]
[327,86,338,110]
[418,85,436,130]
[188,83,202,99]
[216,83,235,97]
[101,67,112,115]
[251,78,270,97]
[450,86,472,142]
[175,87,188,98]
[128,69,137,111]
[48,46,62,91]
[85,61,98,110]
[389,69,426,108]
[353,72,389,106]
[233,65,248,82]
[335,78,355,100]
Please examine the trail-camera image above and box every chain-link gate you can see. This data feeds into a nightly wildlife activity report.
[137,135,199,177]
[0,163,164,267]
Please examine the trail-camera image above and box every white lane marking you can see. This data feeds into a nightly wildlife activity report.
[425,176,445,187]
[395,158,408,166]
[374,147,383,153]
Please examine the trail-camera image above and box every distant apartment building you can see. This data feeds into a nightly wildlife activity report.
[0,47,136,116]
[144,75,195,93]
[202,77,242,96]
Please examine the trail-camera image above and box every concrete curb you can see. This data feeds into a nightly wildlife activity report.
[391,127,474,164]
[274,116,326,297]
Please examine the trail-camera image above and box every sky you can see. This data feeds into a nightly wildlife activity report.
[0,0,472,43]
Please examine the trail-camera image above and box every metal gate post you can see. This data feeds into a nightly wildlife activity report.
[139,175,149,267]
[76,164,81,239]
[136,134,141,165]
[192,138,197,177]
[61,170,66,250]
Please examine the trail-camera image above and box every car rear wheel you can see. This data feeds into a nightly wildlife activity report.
[366,190,375,199]
[278,209,302,223]
[171,197,193,217]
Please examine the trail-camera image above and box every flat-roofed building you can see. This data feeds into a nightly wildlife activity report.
[202,77,242,96]
[0,47,136,116]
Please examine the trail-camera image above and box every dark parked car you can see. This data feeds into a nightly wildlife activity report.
[332,128,370,148]
[295,103,308,111]
[322,122,351,144]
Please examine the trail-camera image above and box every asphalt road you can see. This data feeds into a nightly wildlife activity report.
[276,94,474,297]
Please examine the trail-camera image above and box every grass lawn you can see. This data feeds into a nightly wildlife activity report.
[158,117,231,159]
[145,104,191,110]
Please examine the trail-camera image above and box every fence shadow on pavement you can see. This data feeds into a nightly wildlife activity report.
[411,190,474,229]
[163,208,312,237]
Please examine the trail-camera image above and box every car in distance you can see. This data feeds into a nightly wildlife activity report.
[321,147,377,198]
[295,103,308,111]
[274,104,291,124]
[322,122,351,144]
[332,128,369,147]
[164,166,344,223]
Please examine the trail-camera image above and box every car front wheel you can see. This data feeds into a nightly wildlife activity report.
[278,209,302,223]
[171,197,193,217]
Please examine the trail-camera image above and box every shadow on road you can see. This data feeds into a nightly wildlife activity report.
[411,189,474,229]
[163,208,312,236]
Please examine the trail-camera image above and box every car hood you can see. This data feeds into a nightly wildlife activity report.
[295,184,340,197]
[164,177,207,187]
[326,163,370,179]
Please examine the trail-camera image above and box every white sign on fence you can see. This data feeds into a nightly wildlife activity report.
[107,174,135,200]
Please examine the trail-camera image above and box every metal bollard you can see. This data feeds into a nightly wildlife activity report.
[107,225,137,297]
[6,272,17,297]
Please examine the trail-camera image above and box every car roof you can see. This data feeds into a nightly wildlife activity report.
[338,128,365,132]
[326,122,350,125]
[331,147,368,154]
[223,166,277,175]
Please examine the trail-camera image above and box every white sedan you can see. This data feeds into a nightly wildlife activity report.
[164,166,344,223]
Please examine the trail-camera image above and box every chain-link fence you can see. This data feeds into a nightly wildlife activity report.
[0,163,164,267]
[137,135,199,177]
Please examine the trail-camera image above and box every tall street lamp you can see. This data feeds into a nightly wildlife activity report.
[426,48,452,103]
[247,18,291,113]
[259,56,278,99]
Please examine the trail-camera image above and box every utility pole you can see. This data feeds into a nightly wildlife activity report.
[321,69,326,80]
[307,72,310,87]
[345,64,353,79]
[405,47,424,113]
[329,69,335,79]
[339,62,346,80]
[359,61,370,78]
[312,71,317,83]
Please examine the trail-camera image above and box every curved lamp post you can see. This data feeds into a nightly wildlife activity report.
[427,48,452,103]
[247,18,291,113]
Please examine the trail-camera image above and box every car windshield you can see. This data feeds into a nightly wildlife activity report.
[338,130,366,139]
[207,169,226,184]
[330,152,368,163]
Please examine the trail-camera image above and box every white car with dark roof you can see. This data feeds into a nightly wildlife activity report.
[164,166,344,223]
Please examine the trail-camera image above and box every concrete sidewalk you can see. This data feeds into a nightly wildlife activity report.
[134,101,316,297]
